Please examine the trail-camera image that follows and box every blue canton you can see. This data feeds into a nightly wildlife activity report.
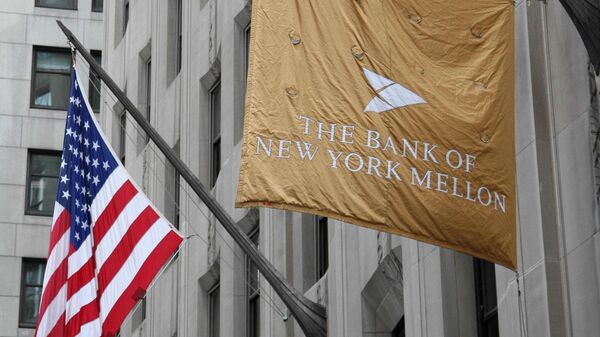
[57,69,118,249]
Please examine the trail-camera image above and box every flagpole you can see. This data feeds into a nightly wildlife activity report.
[56,20,327,337]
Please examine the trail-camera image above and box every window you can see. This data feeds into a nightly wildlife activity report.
[35,0,76,10]
[244,23,251,80]
[246,228,260,337]
[145,59,152,144]
[473,258,499,337]
[123,0,130,34]
[19,259,46,328]
[209,81,221,187]
[26,151,61,216]
[131,297,146,331]
[391,317,405,337]
[119,111,127,164]
[92,0,103,12]
[176,0,183,74]
[315,216,329,280]
[31,47,72,110]
[89,50,102,113]
[208,283,220,337]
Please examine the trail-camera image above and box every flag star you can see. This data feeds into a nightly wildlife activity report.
[84,138,90,147]
[86,172,92,181]
[92,158,100,168]
[76,115,82,125]
[68,144,74,152]
[78,134,83,143]
[66,128,74,137]
[80,169,85,177]
[84,121,90,131]
[92,176,100,186]
[82,204,89,212]
[81,186,87,195]
[75,199,80,208]
[79,152,83,160]
[102,161,110,170]
[60,160,67,169]
[74,97,81,107]
[85,156,91,165]
[60,174,70,184]
[92,141,100,151]
[75,80,79,89]
[81,220,89,230]
[62,190,71,200]
[70,96,75,104]
[74,165,79,174]
[75,182,80,191]
[87,191,92,197]
[75,215,80,224]
[73,148,79,157]
[74,232,80,241]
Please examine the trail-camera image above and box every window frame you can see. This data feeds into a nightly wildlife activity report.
[315,216,329,280]
[19,258,47,328]
[25,149,62,217]
[246,227,260,337]
[30,46,73,111]
[209,81,221,187]
[145,58,152,144]
[123,0,130,35]
[88,50,102,113]
[473,258,499,337]
[91,0,103,13]
[35,0,77,10]
[118,110,127,165]
[208,283,220,337]
[176,0,183,74]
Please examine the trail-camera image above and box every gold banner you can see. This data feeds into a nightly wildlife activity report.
[237,0,516,269]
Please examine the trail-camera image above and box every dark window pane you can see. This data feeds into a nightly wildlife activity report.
[89,51,102,112]
[35,0,76,10]
[210,82,221,186]
[92,0,103,12]
[316,216,329,279]
[209,285,220,337]
[27,152,61,216]
[20,260,46,328]
[30,153,61,176]
[211,84,221,137]
[474,258,499,337]
[33,48,72,109]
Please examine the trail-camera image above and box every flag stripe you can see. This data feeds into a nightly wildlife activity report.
[66,279,97,321]
[101,231,182,336]
[67,258,95,299]
[95,192,149,271]
[65,301,99,337]
[89,166,128,223]
[93,179,138,245]
[68,237,92,277]
[97,206,159,297]
[100,220,171,318]
[38,258,68,321]
[36,284,67,337]
[75,318,101,337]
[48,209,70,254]
[45,312,65,337]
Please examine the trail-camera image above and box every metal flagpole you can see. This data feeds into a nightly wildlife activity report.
[56,20,327,337]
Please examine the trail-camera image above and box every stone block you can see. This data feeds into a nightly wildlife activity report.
[0,78,30,116]
[0,184,25,223]
[567,238,600,337]
[0,256,21,296]
[0,223,16,256]
[0,42,31,80]
[515,0,535,154]
[556,112,596,252]
[15,224,50,258]
[21,117,65,151]
[546,1,592,132]
[516,142,544,270]
[0,147,27,186]
[523,263,551,336]
[0,115,23,147]
[0,295,19,336]
[0,12,27,44]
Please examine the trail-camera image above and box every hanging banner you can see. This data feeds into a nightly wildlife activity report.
[237,0,516,269]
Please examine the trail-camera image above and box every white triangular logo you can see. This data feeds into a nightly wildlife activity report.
[363,67,426,113]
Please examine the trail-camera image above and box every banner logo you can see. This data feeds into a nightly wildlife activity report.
[363,67,426,113]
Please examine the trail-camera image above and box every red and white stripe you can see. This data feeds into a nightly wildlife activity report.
[35,166,183,337]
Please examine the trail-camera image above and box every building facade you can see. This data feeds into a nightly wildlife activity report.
[0,1,104,336]
[1,0,600,337]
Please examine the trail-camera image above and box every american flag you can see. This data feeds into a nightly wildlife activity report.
[35,68,183,337]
